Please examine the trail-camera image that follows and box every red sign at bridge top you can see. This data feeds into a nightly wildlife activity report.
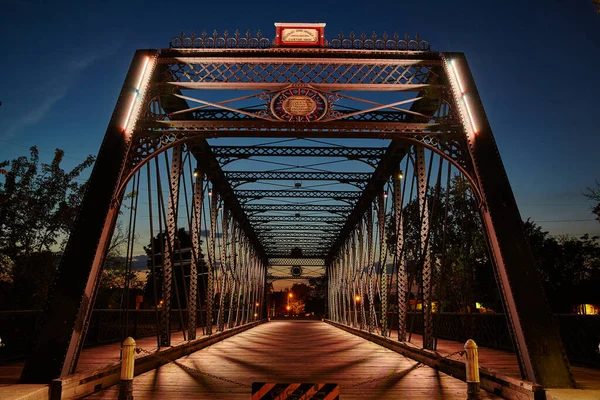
[274,22,326,47]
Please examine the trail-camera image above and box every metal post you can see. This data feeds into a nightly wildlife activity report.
[394,169,408,341]
[217,207,229,332]
[416,146,433,349]
[160,145,182,347]
[357,223,366,330]
[351,233,359,328]
[464,339,480,400]
[206,188,217,335]
[188,169,203,340]
[227,224,238,329]
[378,191,388,337]
[118,337,136,400]
[366,208,376,333]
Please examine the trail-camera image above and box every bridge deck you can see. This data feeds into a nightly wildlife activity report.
[86,320,502,399]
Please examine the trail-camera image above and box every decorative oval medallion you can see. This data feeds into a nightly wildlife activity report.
[271,87,328,122]
[291,265,303,277]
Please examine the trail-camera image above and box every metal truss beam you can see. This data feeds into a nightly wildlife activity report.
[244,204,353,214]
[225,171,371,184]
[188,109,421,123]
[150,120,438,133]
[236,190,360,200]
[268,258,326,266]
[258,232,336,239]
[268,253,327,258]
[250,216,346,224]
[211,146,386,166]
[255,225,339,232]
[267,275,324,281]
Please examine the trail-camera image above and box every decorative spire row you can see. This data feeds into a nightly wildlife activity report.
[169,30,430,51]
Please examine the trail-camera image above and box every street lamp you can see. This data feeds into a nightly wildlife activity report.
[355,295,361,302]
[288,292,293,315]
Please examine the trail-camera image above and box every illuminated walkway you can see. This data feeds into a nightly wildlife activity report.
[86,320,501,399]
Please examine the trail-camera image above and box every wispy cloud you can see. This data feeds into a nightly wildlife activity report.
[2,46,120,140]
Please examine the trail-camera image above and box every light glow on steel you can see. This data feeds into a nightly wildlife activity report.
[451,59,478,134]
[123,57,150,132]
[450,60,465,94]
[463,95,479,134]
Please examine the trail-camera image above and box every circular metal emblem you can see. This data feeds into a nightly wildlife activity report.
[271,87,328,122]
[291,265,303,277]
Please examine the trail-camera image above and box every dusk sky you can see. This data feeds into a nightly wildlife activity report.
[1,0,599,239]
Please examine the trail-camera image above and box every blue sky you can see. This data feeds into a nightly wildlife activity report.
[1,0,599,237]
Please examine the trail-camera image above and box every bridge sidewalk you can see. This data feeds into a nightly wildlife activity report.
[0,325,220,386]
[390,329,600,391]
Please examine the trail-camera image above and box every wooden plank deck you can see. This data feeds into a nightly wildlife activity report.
[389,329,600,391]
[86,320,502,399]
[0,326,219,386]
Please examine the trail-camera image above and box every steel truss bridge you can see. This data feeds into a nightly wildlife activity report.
[19,25,576,394]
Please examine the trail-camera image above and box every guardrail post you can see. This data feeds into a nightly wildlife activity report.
[464,339,480,400]
[118,337,136,400]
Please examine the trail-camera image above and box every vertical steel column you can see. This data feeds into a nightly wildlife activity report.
[246,254,256,323]
[235,238,247,326]
[351,233,359,328]
[227,224,238,329]
[366,208,376,333]
[188,170,204,340]
[343,244,351,325]
[357,224,366,330]
[444,54,573,387]
[329,261,335,322]
[378,191,388,337]
[21,51,158,382]
[206,189,217,335]
[394,170,408,341]
[416,146,434,349]
[160,145,182,347]
[217,207,229,332]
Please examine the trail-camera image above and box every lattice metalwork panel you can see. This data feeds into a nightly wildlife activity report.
[268,258,326,266]
[161,61,438,86]
[255,225,339,232]
[250,216,346,223]
[236,190,361,200]
[225,171,371,183]
[245,204,353,213]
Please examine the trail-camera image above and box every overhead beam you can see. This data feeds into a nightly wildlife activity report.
[236,190,360,200]
[245,204,353,213]
[211,146,386,160]
[269,258,326,266]
[225,171,371,183]
[250,216,346,224]
[255,225,340,232]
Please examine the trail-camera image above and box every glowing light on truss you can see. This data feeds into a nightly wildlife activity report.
[123,57,150,133]
[463,95,479,134]
[450,59,478,134]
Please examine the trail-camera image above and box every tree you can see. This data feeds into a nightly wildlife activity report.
[584,180,600,223]
[144,228,207,309]
[95,222,145,309]
[0,147,95,309]
[386,175,500,313]
[306,276,327,315]
[523,219,600,313]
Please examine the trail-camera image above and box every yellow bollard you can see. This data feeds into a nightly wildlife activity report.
[118,337,136,400]
[464,339,480,400]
